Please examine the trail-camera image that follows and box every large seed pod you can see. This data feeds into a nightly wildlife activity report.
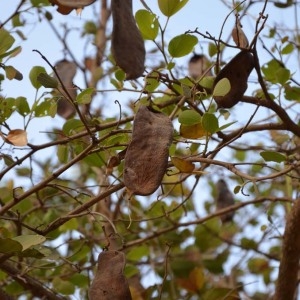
[111,0,145,80]
[89,251,132,300]
[54,60,77,119]
[49,0,96,15]
[124,106,173,196]
[213,51,254,109]
[215,179,235,223]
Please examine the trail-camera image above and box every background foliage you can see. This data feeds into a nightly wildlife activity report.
[0,0,300,299]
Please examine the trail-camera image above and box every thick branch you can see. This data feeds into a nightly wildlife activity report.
[274,198,300,300]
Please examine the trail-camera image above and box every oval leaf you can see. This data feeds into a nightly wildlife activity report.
[29,66,47,89]
[76,87,94,104]
[135,10,159,40]
[178,110,201,125]
[171,156,195,173]
[213,77,231,97]
[5,129,28,146]
[13,235,46,251]
[202,113,219,134]
[168,34,198,58]
[260,151,286,163]
[158,0,189,17]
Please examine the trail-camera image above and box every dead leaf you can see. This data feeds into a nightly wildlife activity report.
[4,129,28,146]
[89,251,132,300]
[232,21,249,48]
[124,106,173,196]
[111,0,145,79]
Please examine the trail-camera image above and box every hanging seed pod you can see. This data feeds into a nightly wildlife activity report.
[124,106,173,196]
[213,50,254,109]
[49,0,96,15]
[188,54,212,80]
[215,179,235,223]
[89,251,132,300]
[111,0,145,80]
[53,60,77,119]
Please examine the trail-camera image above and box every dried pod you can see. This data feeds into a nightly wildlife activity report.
[213,50,254,109]
[215,179,235,223]
[54,60,77,119]
[111,0,145,79]
[89,251,132,300]
[232,21,249,48]
[188,54,212,80]
[49,0,96,15]
[124,106,173,196]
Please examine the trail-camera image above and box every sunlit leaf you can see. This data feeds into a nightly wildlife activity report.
[202,113,219,134]
[158,0,189,17]
[29,66,47,89]
[171,156,195,173]
[168,34,198,58]
[178,110,201,125]
[180,123,207,139]
[135,10,159,40]
[0,29,15,56]
[213,77,231,97]
[13,235,46,251]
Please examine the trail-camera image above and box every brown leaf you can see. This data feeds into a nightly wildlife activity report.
[49,0,96,15]
[89,251,132,300]
[111,0,145,79]
[5,129,28,146]
[124,106,173,196]
[232,21,249,48]
[213,50,254,109]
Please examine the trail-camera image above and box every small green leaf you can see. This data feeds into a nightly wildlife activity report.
[178,110,201,125]
[145,71,160,92]
[76,87,94,104]
[208,42,217,57]
[260,151,286,163]
[57,145,69,163]
[281,43,294,55]
[158,0,189,17]
[202,113,219,134]
[37,73,58,88]
[13,235,46,251]
[29,66,46,89]
[275,67,290,84]
[168,34,198,58]
[213,78,231,97]
[52,277,75,295]
[127,245,150,261]
[135,10,159,40]
[0,29,15,57]
[15,97,30,117]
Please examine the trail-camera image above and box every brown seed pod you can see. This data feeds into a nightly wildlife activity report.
[124,106,173,196]
[89,251,132,300]
[215,179,235,223]
[54,60,77,119]
[213,50,254,109]
[111,0,145,80]
[49,0,96,15]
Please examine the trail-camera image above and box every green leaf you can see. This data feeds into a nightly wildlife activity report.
[15,97,30,116]
[135,10,159,40]
[213,78,231,97]
[178,110,201,125]
[127,245,150,261]
[76,87,94,104]
[168,34,198,58]
[29,66,46,89]
[208,42,217,57]
[59,218,79,232]
[62,119,84,135]
[52,277,75,295]
[202,113,219,134]
[34,100,52,117]
[260,151,286,163]
[158,0,189,17]
[281,43,294,55]
[13,235,46,251]
[4,66,23,81]
[57,145,69,163]
[0,29,15,57]
[248,258,269,274]
[275,67,290,84]
[37,72,58,88]
[144,71,160,92]
[0,238,22,253]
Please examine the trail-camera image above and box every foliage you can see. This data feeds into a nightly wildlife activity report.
[0,0,300,299]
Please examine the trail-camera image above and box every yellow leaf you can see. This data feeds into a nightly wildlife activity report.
[171,157,195,173]
[180,123,208,139]
[5,129,28,146]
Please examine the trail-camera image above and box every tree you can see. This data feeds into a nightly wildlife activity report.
[0,0,299,299]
